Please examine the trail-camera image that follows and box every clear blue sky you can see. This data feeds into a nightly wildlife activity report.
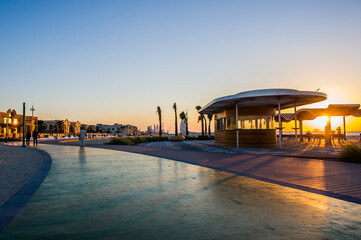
[1,0,360,132]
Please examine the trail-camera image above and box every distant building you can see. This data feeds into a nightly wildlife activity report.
[41,119,71,135]
[0,109,37,139]
[70,121,81,135]
[81,124,96,133]
[96,123,138,135]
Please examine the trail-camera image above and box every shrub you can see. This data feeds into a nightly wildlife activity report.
[108,136,169,145]
[184,135,215,140]
[338,143,361,163]
[197,135,215,140]
[184,136,198,140]
[0,138,21,142]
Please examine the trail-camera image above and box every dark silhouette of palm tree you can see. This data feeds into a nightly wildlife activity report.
[173,103,178,136]
[186,112,189,136]
[179,111,186,135]
[207,114,213,136]
[56,120,63,133]
[195,106,204,136]
[157,106,162,136]
[37,120,45,133]
[204,117,207,137]
[180,111,189,136]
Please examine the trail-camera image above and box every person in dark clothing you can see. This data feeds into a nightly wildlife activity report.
[26,130,31,145]
[32,130,38,145]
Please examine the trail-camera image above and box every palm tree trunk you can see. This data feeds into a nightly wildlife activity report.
[204,117,207,137]
[208,119,211,136]
[159,115,162,136]
[201,114,204,136]
[174,106,178,136]
[157,106,162,136]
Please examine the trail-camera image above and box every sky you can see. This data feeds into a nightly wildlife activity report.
[1,0,361,132]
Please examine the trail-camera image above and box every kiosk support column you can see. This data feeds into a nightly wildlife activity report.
[278,100,282,148]
[294,105,298,147]
[22,102,26,147]
[343,116,346,140]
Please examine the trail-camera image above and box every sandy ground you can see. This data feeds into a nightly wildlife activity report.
[0,145,43,206]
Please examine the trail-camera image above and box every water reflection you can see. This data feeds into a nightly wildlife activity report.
[2,145,361,239]
[78,149,86,165]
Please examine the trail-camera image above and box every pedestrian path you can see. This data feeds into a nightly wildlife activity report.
[1,144,361,239]
[139,140,341,159]
[0,145,43,206]
[88,144,361,204]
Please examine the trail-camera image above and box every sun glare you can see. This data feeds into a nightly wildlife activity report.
[308,116,345,132]
[310,116,329,131]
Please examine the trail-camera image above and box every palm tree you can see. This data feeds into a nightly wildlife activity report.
[173,103,178,136]
[207,114,213,136]
[195,106,204,136]
[179,111,186,136]
[185,111,189,136]
[204,117,207,137]
[156,106,162,136]
[56,120,63,133]
[37,120,44,133]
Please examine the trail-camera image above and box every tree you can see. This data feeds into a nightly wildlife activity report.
[157,106,162,136]
[37,120,45,133]
[207,114,213,136]
[56,120,63,133]
[179,111,189,136]
[87,126,94,133]
[173,103,178,136]
[185,112,189,136]
[204,117,207,137]
[49,124,54,134]
[179,111,185,135]
[195,106,204,136]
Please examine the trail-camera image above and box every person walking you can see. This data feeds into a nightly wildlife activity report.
[26,130,31,145]
[79,128,87,148]
[32,130,38,146]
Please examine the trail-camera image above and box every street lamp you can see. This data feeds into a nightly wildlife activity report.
[5,113,10,143]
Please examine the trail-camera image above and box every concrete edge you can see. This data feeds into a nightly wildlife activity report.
[0,146,52,232]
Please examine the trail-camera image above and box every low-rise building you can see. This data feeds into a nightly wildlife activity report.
[41,119,71,135]
[96,123,138,135]
[81,124,96,133]
[70,121,81,135]
[0,109,37,139]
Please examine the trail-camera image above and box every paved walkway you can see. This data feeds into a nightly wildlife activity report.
[0,145,43,206]
[57,137,357,159]
[45,139,361,204]
[2,144,361,239]
[101,144,361,204]
[139,140,344,159]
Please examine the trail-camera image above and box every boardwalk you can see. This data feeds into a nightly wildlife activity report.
[2,144,361,239]
[40,138,361,204]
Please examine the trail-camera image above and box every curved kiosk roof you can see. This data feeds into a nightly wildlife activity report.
[199,89,327,114]
[200,89,327,148]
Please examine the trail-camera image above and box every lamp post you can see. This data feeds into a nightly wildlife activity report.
[22,102,26,147]
[30,105,35,117]
[5,112,10,143]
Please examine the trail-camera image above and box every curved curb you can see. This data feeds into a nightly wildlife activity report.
[0,148,52,232]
